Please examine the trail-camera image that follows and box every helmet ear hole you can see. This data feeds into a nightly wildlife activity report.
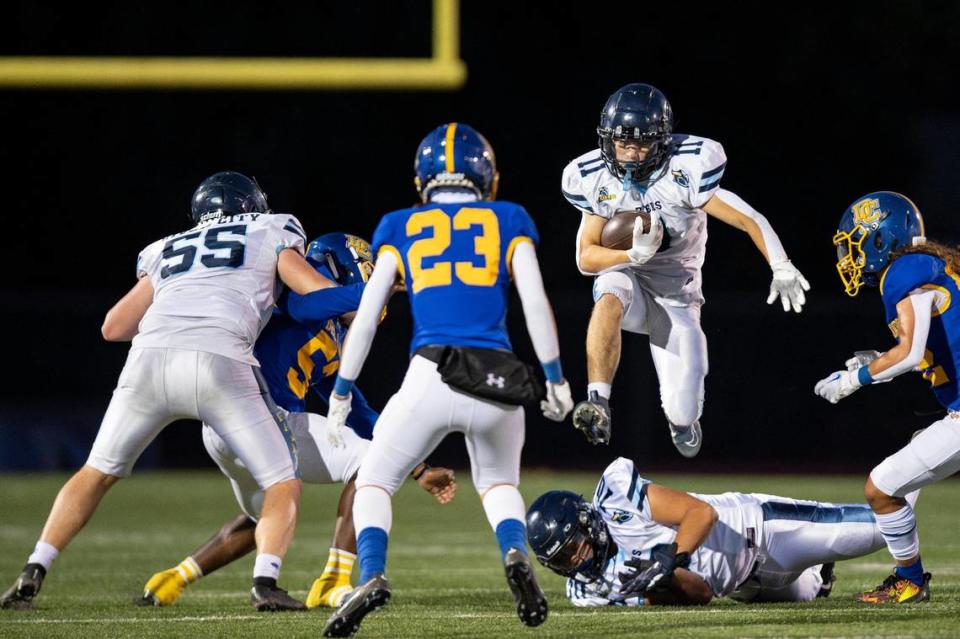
[874,231,885,251]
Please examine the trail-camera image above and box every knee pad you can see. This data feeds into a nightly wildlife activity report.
[593,271,634,308]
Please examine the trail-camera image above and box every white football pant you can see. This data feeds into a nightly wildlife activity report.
[594,270,707,426]
[870,414,960,497]
[87,347,297,488]
[203,410,369,521]
[355,355,524,495]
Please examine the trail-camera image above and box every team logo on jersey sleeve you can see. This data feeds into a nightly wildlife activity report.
[671,169,690,188]
[609,509,633,523]
[598,187,618,203]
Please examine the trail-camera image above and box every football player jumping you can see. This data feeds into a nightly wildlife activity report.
[815,191,954,604]
[136,233,456,611]
[562,83,810,456]
[0,172,325,610]
[527,457,914,607]
[322,123,574,637]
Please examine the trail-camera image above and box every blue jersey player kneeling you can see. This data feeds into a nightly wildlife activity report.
[815,191,954,604]
[322,124,575,637]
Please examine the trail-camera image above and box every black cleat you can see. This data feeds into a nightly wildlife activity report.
[1,563,46,610]
[250,580,306,612]
[323,573,391,638]
[572,391,611,445]
[504,549,547,627]
[816,563,836,598]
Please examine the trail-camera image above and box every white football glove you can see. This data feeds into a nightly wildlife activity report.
[814,369,862,404]
[540,380,574,422]
[626,211,664,265]
[767,260,811,313]
[326,392,352,449]
[845,350,882,370]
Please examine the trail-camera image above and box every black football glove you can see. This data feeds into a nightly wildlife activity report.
[618,543,691,597]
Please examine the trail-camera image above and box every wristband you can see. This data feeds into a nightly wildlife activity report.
[857,366,874,386]
[542,358,563,384]
[333,375,354,397]
[412,463,430,481]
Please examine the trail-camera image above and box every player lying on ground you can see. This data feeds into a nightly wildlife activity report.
[527,457,915,606]
[138,233,456,611]
[322,123,574,637]
[814,191,955,604]
[0,172,328,611]
[563,83,809,457]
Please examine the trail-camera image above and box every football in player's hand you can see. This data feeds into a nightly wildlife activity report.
[600,210,651,250]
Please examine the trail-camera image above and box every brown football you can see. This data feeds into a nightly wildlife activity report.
[600,210,650,250]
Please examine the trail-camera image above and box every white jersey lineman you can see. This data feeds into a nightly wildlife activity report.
[87,211,308,489]
[567,458,889,607]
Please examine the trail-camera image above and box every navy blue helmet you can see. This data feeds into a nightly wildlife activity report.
[597,83,674,185]
[414,122,499,202]
[833,191,926,296]
[191,171,271,224]
[526,490,612,582]
[306,233,375,286]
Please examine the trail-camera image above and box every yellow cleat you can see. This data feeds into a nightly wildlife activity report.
[855,572,931,604]
[140,568,189,606]
[306,577,353,609]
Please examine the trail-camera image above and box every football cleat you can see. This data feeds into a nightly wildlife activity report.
[323,573,391,638]
[137,568,188,606]
[504,549,548,627]
[855,571,931,604]
[250,581,307,612]
[816,563,836,598]
[306,576,354,609]
[572,391,611,445]
[669,420,702,458]
[0,563,46,610]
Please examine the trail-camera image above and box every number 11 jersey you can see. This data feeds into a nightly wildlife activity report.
[373,200,539,353]
[133,212,307,364]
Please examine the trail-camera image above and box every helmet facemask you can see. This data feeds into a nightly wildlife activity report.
[833,223,869,297]
[534,501,611,582]
[598,127,670,189]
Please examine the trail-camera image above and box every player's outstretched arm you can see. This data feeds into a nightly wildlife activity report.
[816,290,934,403]
[102,276,154,341]
[703,190,810,313]
[277,248,337,295]
[326,251,399,440]
[511,240,574,422]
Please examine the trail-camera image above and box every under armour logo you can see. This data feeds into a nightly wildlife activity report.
[486,373,505,389]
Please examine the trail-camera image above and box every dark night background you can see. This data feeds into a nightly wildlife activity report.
[1,2,958,474]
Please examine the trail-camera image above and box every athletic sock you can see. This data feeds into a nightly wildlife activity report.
[895,558,925,586]
[875,505,920,576]
[587,382,612,400]
[495,519,528,558]
[27,541,59,572]
[253,553,282,582]
[175,557,203,585]
[320,548,356,587]
[356,528,388,583]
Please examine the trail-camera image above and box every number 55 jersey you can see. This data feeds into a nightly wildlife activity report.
[373,200,539,353]
[133,212,307,364]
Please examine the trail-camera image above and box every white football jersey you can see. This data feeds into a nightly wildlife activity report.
[562,134,727,304]
[568,457,762,606]
[132,212,307,364]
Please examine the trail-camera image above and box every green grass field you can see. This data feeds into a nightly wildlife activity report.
[1,470,958,638]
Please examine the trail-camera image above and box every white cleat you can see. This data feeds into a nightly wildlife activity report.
[669,421,702,458]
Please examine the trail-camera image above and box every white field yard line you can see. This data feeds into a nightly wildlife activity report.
[0,606,940,625]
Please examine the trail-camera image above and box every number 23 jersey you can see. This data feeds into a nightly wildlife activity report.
[133,212,308,365]
[373,200,539,353]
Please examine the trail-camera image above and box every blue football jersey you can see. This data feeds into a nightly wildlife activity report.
[254,284,379,439]
[881,253,960,410]
[372,200,540,352]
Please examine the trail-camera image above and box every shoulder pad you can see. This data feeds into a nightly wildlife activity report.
[562,151,605,214]
[881,253,942,301]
